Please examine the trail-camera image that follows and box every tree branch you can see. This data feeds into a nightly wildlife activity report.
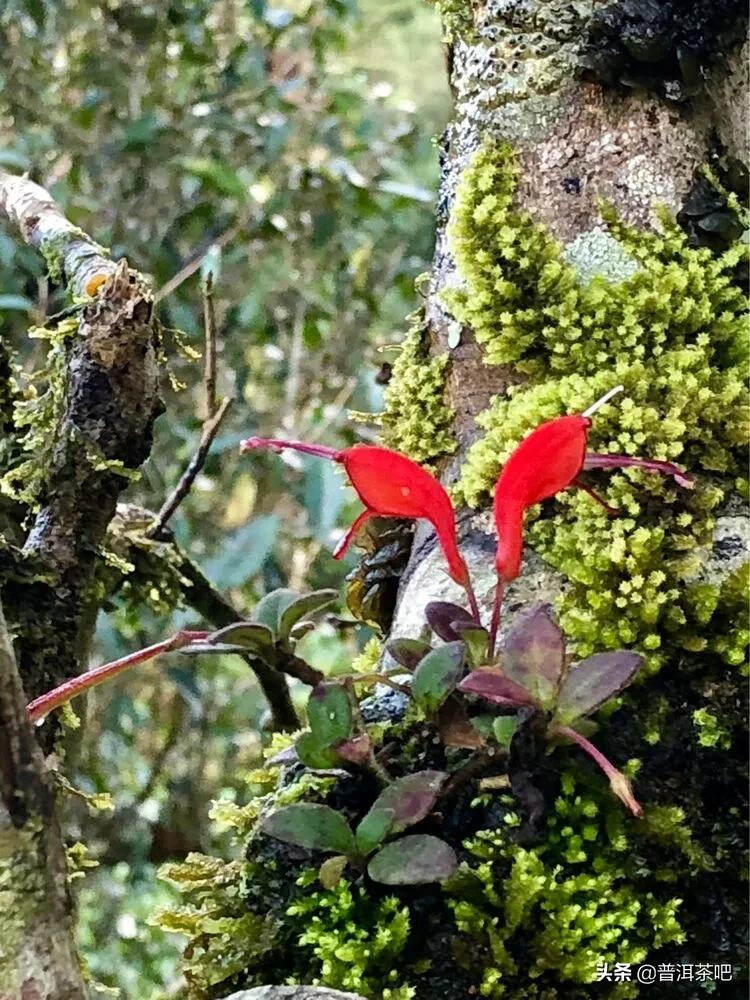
[0,171,161,714]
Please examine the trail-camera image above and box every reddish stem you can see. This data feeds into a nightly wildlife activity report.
[583,453,693,489]
[572,478,620,516]
[464,577,481,625]
[332,508,374,559]
[239,436,343,461]
[27,630,209,723]
[488,578,506,659]
[556,724,643,818]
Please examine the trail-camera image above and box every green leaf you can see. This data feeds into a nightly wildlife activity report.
[357,770,446,846]
[368,835,457,885]
[412,641,465,713]
[209,621,275,652]
[319,854,349,889]
[385,638,431,671]
[0,294,34,311]
[502,603,566,710]
[452,622,490,668]
[554,651,644,724]
[261,804,355,855]
[355,807,395,855]
[307,682,353,747]
[295,732,342,770]
[492,715,520,750]
[252,589,300,636]
[279,589,338,640]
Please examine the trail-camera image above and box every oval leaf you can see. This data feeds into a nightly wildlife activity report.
[208,621,275,652]
[554,651,644,724]
[355,807,396,855]
[307,682,353,747]
[425,601,474,642]
[412,641,465,713]
[261,803,355,855]
[358,770,446,844]
[252,589,299,636]
[385,638,431,671]
[296,732,343,769]
[451,622,490,668]
[502,603,565,709]
[319,854,349,889]
[368,835,457,885]
[335,733,373,765]
[459,669,536,707]
[279,589,338,639]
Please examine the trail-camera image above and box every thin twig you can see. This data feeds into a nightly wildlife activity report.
[203,273,218,418]
[148,395,232,537]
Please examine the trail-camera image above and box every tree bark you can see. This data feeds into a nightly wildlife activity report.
[0,598,87,1000]
[393,1,749,632]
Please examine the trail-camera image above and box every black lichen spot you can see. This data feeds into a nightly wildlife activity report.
[562,176,581,195]
[582,0,748,101]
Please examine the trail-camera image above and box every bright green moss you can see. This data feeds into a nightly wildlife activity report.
[446,143,748,668]
[446,773,684,996]
[380,311,456,467]
[288,871,412,997]
[692,707,731,750]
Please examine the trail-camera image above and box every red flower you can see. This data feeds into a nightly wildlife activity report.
[240,438,479,619]
[489,386,694,648]
[493,386,694,583]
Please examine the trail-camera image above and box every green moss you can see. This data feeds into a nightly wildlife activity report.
[445,143,748,669]
[380,311,456,467]
[0,316,78,507]
[692,707,731,750]
[446,773,684,996]
[0,818,51,993]
[288,871,413,997]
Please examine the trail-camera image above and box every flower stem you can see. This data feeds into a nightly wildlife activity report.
[583,453,694,489]
[488,578,506,659]
[555,724,643,817]
[27,630,209,723]
[465,577,481,624]
[239,436,343,460]
[582,385,624,417]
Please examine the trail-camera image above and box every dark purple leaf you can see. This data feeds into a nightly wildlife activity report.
[412,641,465,712]
[459,669,536,707]
[502,603,565,710]
[554,650,644,723]
[425,601,474,641]
[437,697,485,749]
[385,638,431,671]
[368,835,457,884]
[261,804,355,854]
[335,734,373,765]
[358,770,446,841]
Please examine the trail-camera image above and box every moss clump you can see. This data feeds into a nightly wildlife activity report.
[446,772,684,996]
[288,871,413,997]
[380,311,456,468]
[692,707,731,749]
[446,143,748,668]
[0,315,78,507]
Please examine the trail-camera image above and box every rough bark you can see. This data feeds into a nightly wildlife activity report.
[0,171,161,709]
[0,598,87,1000]
[393,0,749,632]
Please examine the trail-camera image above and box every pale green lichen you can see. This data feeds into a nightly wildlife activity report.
[692,707,731,749]
[445,143,748,668]
[380,312,456,467]
[0,818,49,993]
[426,0,475,43]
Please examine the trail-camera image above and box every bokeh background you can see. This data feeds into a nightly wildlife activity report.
[0,1,449,995]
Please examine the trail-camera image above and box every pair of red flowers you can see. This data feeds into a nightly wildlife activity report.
[241,386,693,647]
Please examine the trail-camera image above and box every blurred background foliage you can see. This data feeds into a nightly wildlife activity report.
[0,0,449,995]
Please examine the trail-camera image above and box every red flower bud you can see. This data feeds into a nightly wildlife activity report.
[240,439,473,598]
